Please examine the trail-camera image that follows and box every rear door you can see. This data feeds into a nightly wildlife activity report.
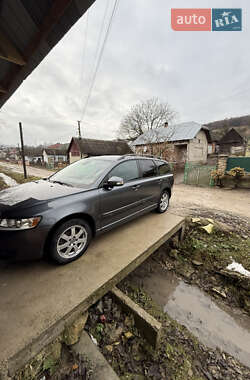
[137,159,161,207]
[154,160,174,190]
[98,160,143,229]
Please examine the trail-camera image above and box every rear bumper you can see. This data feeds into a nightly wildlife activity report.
[0,227,48,261]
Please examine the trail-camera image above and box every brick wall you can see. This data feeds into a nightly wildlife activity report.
[135,143,176,161]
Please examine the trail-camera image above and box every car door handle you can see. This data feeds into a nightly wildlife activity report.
[132,185,141,190]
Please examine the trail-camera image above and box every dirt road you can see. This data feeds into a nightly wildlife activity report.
[0,161,52,178]
[171,184,250,219]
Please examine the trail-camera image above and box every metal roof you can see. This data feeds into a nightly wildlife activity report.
[0,0,96,108]
[132,122,208,146]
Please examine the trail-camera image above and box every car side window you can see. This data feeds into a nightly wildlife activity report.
[139,159,157,178]
[155,161,171,175]
[108,160,139,182]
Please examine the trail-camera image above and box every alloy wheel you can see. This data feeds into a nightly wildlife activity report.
[160,192,169,211]
[56,225,88,258]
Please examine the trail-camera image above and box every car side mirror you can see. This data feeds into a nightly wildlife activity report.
[105,176,124,188]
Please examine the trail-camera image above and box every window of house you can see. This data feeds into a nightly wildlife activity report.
[108,160,139,182]
[155,160,171,175]
[139,159,157,178]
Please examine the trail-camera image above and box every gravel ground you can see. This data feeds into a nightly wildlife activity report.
[171,184,250,219]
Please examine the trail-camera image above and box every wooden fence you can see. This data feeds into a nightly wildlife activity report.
[184,163,215,187]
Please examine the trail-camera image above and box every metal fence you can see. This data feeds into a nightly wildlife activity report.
[184,163,215,187]
[226,157,250,172]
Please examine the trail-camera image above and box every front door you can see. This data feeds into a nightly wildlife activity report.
[99,160,143,229]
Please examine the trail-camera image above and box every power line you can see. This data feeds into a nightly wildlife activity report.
[79,9,89,93]
[92,0,110,71]
[80,0,119,121]
[80,0,120,121]
[77,0,110,127]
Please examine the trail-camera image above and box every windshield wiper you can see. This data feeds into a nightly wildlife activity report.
[50,180,73,187]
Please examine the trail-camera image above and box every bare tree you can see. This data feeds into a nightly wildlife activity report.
[118,97,177,141]
[135,126,176,160]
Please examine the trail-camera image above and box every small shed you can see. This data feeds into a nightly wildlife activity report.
[205,117,250,155]
[24,147,44,164]
[217,128,248,155]
[68,137,132,164]
[43,148,68,166]
[25,153,43,165]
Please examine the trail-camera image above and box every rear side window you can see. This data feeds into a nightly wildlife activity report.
[155,161,171,175]
[108,160,139,182]
[139,159,157,178]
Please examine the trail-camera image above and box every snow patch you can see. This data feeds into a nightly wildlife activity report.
[0,173,18,187]
[226,261,250,278]
[90,334,98,345]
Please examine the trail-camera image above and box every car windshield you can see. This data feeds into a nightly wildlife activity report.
[49,158,113,187]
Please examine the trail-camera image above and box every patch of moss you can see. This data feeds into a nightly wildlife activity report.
[179,221,250,271]
[43,357,57,375]
[107,285,206,379]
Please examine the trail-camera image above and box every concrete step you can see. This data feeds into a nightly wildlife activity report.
[72,331,119,380]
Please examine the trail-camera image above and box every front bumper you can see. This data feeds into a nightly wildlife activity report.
[0,227,48,261]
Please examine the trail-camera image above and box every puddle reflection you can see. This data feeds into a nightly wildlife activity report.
[142,271,250,367]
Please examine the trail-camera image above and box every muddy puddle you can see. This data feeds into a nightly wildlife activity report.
[142,270,250,367]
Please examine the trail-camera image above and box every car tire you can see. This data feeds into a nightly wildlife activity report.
[156,190,169,213]
[50,218,92,264]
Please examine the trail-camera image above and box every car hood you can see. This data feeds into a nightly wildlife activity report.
[0,180,90,213]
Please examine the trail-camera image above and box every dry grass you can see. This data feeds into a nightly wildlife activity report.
[0,166,40,188]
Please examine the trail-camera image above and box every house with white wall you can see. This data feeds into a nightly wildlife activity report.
[43,148,68,166]
[132,122,211,165]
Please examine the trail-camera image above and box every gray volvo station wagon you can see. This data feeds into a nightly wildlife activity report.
[0,155,174,264]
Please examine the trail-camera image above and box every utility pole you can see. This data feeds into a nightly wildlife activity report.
[77,120,82,139]
[19,122,27,179]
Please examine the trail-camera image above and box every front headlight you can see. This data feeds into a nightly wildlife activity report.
[0,217,41,230]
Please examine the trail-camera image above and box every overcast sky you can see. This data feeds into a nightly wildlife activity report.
[0,0,249,146]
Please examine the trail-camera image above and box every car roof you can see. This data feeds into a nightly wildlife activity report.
[117,155,168,162]
[84,155,168,162]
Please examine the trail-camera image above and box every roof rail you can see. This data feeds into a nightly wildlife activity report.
[118,153,164,160]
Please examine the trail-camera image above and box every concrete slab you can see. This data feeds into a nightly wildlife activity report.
[0,212,184,376]
[72,331,119,380]
[112,287,162,348]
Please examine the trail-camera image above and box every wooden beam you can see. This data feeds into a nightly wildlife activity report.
[0,30,26,66]
[1,0,73,90]
[0,85,7,94]
[23,0,74,58]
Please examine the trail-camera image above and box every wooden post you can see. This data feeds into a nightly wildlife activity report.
[179,223,186,241]
[77,120,82,139]
[184,162,188,184]
[197,167,200,185]
[19,122,27,179]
